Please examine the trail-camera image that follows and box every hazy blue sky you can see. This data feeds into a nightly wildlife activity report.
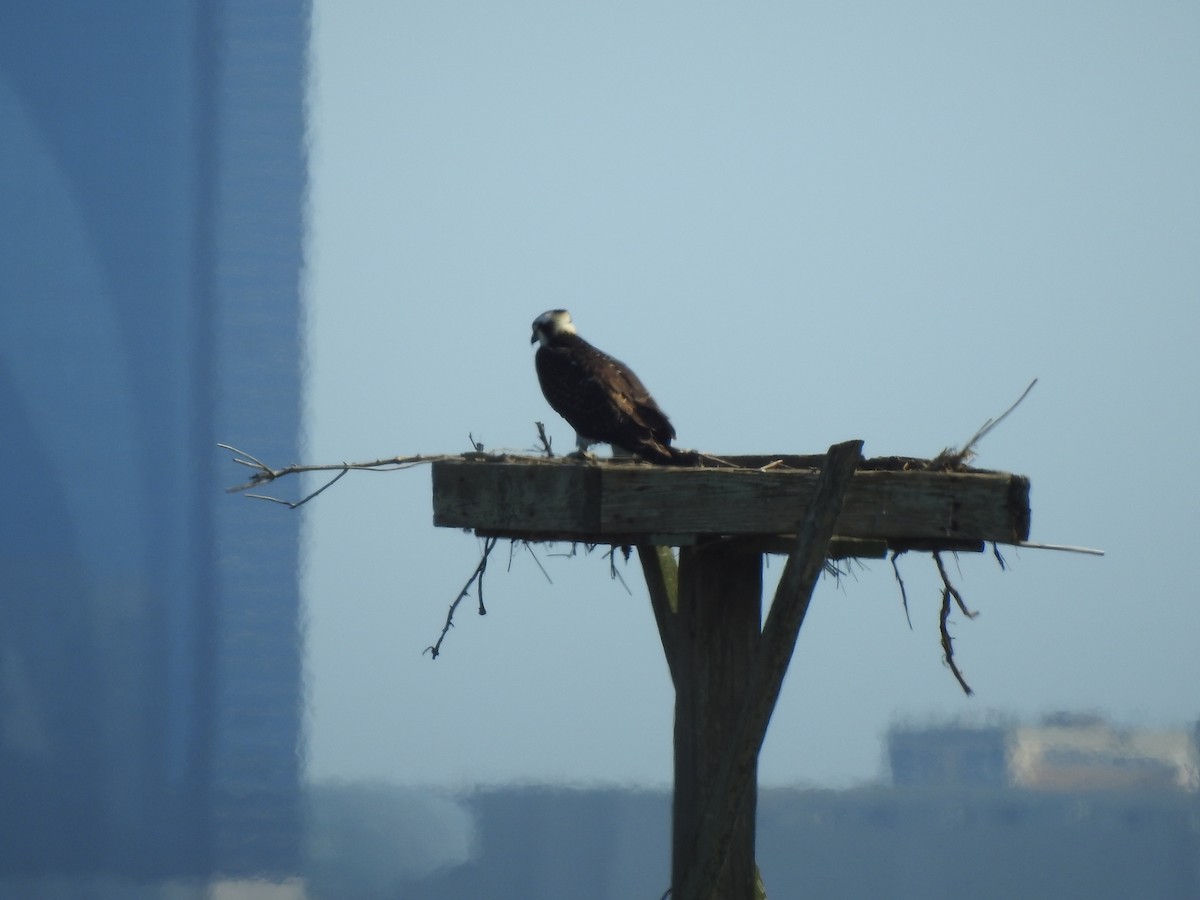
[301,2,1199,788]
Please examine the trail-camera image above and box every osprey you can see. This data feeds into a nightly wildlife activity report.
[531,309,687,464]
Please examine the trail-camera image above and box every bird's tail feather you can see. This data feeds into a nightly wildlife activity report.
[635,441,699,466]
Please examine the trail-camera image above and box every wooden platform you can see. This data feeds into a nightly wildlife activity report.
[432,453,1030,553]
[430,442,1031,897]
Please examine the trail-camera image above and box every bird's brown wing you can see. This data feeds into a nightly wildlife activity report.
[591,353,675,443]
[535,337,676,448]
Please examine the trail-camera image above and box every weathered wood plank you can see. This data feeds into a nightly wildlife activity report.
[431,456,600,533]
[600,468,1024,541]
[431,455,1031,547]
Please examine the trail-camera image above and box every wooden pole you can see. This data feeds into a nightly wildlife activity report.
[657,440,864,900]
[672,542,763,899]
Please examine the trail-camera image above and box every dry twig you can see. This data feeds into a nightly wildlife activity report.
[220,441,476,506]
[934,552,977,695]
[511,540,553,584]
[931,378,1038,470]
[425,537,498,659]
[992,543,1008,571]
[883,379,1045,692]
[890,551,913,630]
[533,421,555,457]
[602,546,634,595]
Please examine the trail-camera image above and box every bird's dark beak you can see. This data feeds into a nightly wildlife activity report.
[530,330,538,345]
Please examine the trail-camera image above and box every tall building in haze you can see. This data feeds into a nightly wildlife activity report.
[0,1,308,887]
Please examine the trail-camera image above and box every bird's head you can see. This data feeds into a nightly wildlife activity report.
[531,309,576,347]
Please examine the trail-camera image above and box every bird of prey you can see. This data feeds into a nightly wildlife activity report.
[531,309,687,464]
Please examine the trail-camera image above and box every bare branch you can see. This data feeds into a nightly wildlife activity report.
[934,551,975,695]
[425,536,498,660]
[245,468,350,509]
[992,542,1008,571]
[521,541,554,584]
[534,421,555,457]
[938,588,973,696]
[1015,540,1105,556]
[960,377,1038,457]
[241,493,298,508]
[219,443,272,470]
[220,443,492,499]
[934,552,978,620]
[890,551,913,630]
[931,378,1038,469]
[602,546,633,595]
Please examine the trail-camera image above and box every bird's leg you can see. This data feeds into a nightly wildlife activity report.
[568,432,598,461]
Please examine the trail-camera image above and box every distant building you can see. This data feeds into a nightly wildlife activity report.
[0,1,308,889]
[888,714,1200,792]
[1009,713,1199,792]
[887,723,1009,788]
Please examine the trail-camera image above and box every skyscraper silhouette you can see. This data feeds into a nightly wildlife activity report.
[0,1,307,888]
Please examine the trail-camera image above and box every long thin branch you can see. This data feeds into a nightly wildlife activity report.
[425,536,498,660]
[1015,540,1105,556]
[960,377,1038,456]
[932,378,1038,469]
[934,551,975,695]
[219,442,489,498]
[517,540,554,584]
[890,551,913,629]
[245,468,350,509]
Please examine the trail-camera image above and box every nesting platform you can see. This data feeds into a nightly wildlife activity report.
[431,453,1030,555]
[430,444,1033,898]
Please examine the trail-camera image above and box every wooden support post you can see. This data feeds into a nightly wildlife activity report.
[672,542,763,900]
[662,440,865,900]
[637,544,682,689]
